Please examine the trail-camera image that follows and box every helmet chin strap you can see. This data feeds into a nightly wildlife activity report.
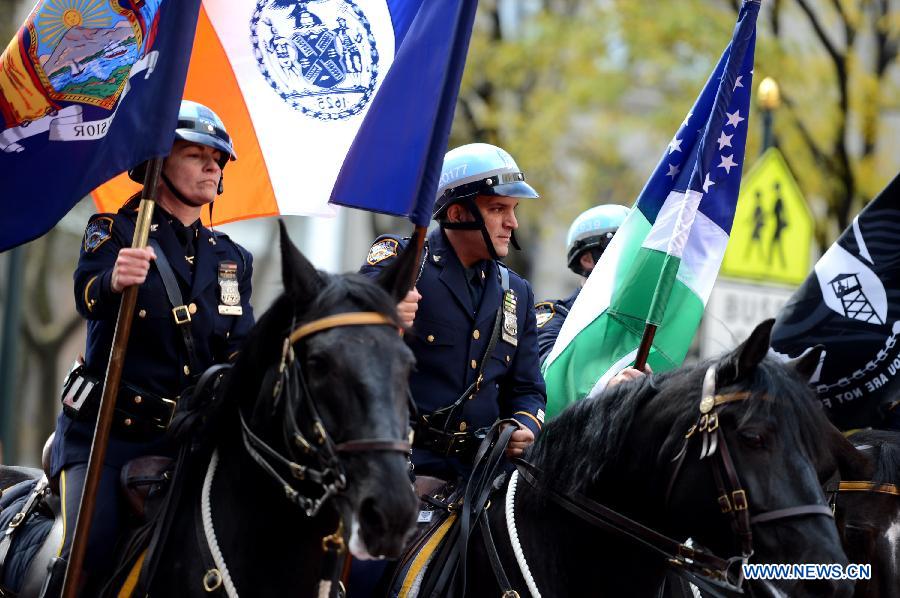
[440,196,501,261]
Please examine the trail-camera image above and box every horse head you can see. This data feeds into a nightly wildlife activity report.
[658,319,861,596]
[226,222,418,560]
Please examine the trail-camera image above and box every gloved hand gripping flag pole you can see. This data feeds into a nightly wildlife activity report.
[543,0,760,417]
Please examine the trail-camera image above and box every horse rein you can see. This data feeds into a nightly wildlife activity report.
[240,311,412,518]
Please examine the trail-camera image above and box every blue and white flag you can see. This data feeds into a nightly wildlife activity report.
[544,0,759,416]
[0,0,201,251]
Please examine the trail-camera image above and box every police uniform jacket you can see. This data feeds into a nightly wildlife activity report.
[360,228,547,448]
[51,206,255,474]
[535,287,581,364]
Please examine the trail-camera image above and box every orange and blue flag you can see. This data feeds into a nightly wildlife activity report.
[0,0,201,251]
[91,0,478,229]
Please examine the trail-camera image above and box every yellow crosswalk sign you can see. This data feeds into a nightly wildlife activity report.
[721,148,814,286]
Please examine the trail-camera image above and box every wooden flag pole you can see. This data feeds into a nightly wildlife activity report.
[633,322,657,372]
[61,157,163,597]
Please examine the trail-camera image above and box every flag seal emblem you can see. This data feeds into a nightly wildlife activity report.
[250,0,380,122]
[0,0,163,153]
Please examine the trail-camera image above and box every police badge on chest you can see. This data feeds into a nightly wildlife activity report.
[502,289,518,346]
[218,261,242,316]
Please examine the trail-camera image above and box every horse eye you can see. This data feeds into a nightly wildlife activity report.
[306,354,328,372]
[739,431,765,449]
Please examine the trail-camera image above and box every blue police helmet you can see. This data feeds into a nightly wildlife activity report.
[128,100,235,183]
[566,204,630,274]
[173,100,236,168]
[432,143,539,220]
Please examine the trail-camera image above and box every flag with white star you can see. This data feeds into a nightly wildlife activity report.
[543,0,758,417]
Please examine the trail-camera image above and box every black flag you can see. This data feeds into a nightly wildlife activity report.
[772,173,900,430]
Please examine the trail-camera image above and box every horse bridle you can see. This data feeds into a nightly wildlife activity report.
[240,311,412,517]
[504,365,836,595]
[663,365,835,584]
[825,442,900,509]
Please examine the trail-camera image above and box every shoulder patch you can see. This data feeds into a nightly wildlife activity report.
[535,301,556,328]
[83,216,114,253]
[367,238,399,265]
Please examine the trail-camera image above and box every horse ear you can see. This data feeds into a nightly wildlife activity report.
[787,345,825,383]
[376,229,422,302]
[718,318,775,385]
[279,220,322,303]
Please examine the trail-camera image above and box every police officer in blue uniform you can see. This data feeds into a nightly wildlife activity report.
[49,100,254,583]
[535,204,629,363]
[359,143,547,481]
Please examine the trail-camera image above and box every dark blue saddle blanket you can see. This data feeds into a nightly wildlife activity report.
[0,479,55,593]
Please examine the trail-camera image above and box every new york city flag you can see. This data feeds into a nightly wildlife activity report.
[543,0,759,418]
[93,0,478,228]
[0,0,201,251]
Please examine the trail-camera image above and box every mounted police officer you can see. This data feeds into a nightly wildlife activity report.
[535,204,629,363]
[359,143,547,481]
[48,100,255,586]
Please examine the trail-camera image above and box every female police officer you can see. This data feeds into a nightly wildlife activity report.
[49,100,255,585]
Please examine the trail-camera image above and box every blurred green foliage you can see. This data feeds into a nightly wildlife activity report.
[451,0,899,254]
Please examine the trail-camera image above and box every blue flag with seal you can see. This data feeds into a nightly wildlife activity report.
[0,0,202,251]
[329,0,478,226]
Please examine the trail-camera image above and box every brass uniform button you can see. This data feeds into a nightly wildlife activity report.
[188,302,197,315]
[427,335,435,343]
[123,418,133,427]
[472,330,480,340]
[134,395,142,405]
[506,355,510,363]
[470,359,477,369]
[138,309,146,318]
[459,421,467,432]
[183,365,191,375]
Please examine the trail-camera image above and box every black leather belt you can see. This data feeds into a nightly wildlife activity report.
[413,423,486,463]
[61,365,176,442]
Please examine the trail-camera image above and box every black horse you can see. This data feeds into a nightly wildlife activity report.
[0,223,420,596]
[832,428,900,598]
[400,320,868,597]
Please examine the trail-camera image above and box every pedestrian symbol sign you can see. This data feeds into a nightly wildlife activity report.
[721,148,813,286]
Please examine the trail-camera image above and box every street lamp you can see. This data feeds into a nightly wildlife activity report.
[757,76,781,154]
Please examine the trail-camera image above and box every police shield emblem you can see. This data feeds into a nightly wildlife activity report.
[501,290,518,346]
[218,261,242,316]
[83,216,113,253]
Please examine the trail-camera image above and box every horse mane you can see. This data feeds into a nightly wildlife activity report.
[529,358,833,497]
[847,428,900,486]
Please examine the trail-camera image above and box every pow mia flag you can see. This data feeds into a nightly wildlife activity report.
[772,172,900,430]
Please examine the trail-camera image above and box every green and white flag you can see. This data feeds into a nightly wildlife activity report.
[542,0,760,418]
